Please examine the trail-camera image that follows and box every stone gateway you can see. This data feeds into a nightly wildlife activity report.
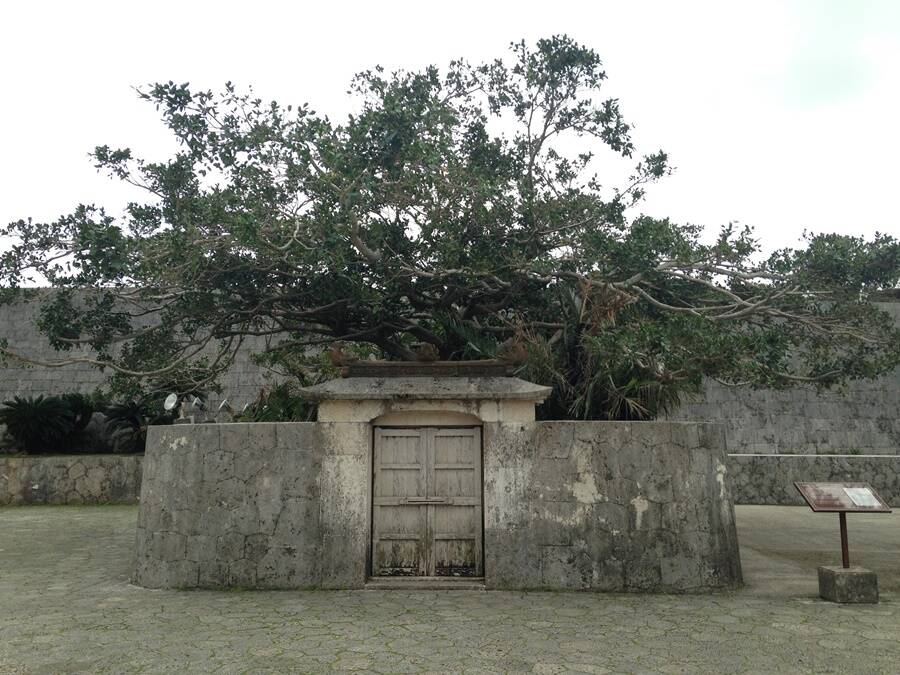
[134,374,742,591]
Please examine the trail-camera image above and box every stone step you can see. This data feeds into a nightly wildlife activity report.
[364,576,486,591]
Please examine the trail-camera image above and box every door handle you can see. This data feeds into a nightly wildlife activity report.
[404,497,447,504]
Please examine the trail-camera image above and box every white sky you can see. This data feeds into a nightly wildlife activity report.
[1,0,899,254]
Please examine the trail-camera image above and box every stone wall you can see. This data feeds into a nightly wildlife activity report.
[728,453,900,506]
[0,454,142,505]
[668,302,900,456]
[134,422,368,589]
[0,293,282,408]
[1,295,108,398]
[135,420,742,592]
[483,421,742,592]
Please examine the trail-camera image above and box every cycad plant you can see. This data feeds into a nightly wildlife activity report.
[104,397,177,452]
[60,393,96,433]
[0,395,78,452]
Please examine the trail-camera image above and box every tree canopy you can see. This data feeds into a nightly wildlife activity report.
[2,35,899,419]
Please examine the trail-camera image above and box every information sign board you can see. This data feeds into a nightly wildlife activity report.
[794,482,891,513]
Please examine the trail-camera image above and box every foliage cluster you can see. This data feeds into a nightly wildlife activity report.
[0,391,175,454]
[0,393,101,453]
[236,382,316,422]
[102,396,178,452]
[1,36,898,420]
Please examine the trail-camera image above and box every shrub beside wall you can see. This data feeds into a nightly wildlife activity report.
[0,393,175,455]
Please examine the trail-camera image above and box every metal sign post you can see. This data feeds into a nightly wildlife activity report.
[838,512,849,568]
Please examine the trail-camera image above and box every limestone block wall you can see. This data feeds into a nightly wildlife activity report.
[668,380,900,455]
[668,302,900,455]
[0,293,282,408]
[0,454,143,505]
[0,296,109,397]
[134,422,370,589]
[483,421,742,592]
[136,420,742,591]
[728,454,900,506]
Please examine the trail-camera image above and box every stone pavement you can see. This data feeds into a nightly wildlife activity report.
[0,506,898,674]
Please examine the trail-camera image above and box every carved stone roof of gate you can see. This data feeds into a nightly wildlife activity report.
[299,376,551,402]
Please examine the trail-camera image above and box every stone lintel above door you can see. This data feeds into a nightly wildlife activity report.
[300,376,551,424]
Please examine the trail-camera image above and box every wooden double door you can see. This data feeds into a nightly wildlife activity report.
[372,427,483,577]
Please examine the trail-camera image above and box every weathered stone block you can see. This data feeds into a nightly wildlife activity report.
[483,421,741,592]
[526,466,578,502]
[818,566,879,603]
[660,555,702,588]
[624,557,662,591]
[318,454,368,536]
[186,535,216,562]
[484,527,541,589]
[244,533,271,563]
[319,533,366,589]
[316,422,370,456]
[536,422,573,458]
[216,532,246,562]
[135,559,199,589]
[275,422,314,453]
[149,531,186,562]
[541,545,592,589]
[197,561,230,587]
[272,498,319,539]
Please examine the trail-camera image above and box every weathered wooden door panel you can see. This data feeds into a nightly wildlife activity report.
[432,430,479,498]
[372,427,483,577]
[431,506,480,576]
[372,428,427,576]
[429,428,482,577]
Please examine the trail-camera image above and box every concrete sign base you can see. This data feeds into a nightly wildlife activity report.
[818,566,879,603]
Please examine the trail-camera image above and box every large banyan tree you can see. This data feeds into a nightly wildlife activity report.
[2,36,898,419]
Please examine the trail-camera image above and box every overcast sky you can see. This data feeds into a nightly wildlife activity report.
[2,0,899,254]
